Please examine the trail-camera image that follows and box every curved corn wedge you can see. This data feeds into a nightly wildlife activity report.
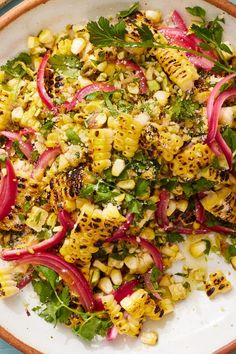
[199,167,236,186]
[171,143,213,180]
[120,289,148,319]
[102,294,130,334]
[154,48,199,91]
[0,267,19,298]
[200,187,236,224]
[89,128,113,173]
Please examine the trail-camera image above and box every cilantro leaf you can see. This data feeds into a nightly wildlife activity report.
[135,179,150,196]
[137,24,154,42]
[150,266,162,286]
[222,127,236,155]
[87,17,126,47]
[40,118,55,137]
[79,184,96,198]
[160,178,178,191]
[49,55,81,78]
[75,316,112,341]
[125,194,142,214]
[118,2,139,18]
[182,178,214,198]
[167,232,184,243]
[1,52,31,78]
[32,279,54,303]
[35,266,58,289]
[186,6,206,21]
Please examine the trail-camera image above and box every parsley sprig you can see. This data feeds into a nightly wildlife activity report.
[87,6,236,74]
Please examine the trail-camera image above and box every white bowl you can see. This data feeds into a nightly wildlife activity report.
[0,1,236,353]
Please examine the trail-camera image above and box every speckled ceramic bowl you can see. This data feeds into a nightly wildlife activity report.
[0,1,236,353]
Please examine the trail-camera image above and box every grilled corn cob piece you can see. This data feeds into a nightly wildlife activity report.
[48,166,84,212]
[109,113,149,158]
[199,167,236,186]
[204,271,232,298]
[144,298,174,320]
[154,48,199,91]
[200,188,236,224]
[171,143,213,180]
[60,203,125,263]
[102,294,130,334]
[120,289,148,319]
[139,122,187,161]
[126,314,144,336]
[89,128,113,173]
[0,267,19,298]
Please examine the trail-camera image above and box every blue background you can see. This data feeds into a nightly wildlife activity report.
[0,0,236,352]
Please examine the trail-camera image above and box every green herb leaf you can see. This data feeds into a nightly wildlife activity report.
[66,128,81,145]
[79,184,96,199]
[137,24,154,42]
[160,178,178,191]
[40,118,55,137]
[118,2,139,18]
[32,279,54,303]
[49,55,81,78]
[182,177,214,198]
[125,194,142,214]
[167,232,184,243]
[150,266,162,285]
[35,265,58,289]
[168,96,200,122]
[12,141,25,159]
[75,317,112,341]
[202,239,211,255]
[0,155,7,162]
[222,127,236,155]
[135,179,150,196]
[87,17,126,47]
[31,150,40,163]
[186,6,206,20]
[1,52,31,78]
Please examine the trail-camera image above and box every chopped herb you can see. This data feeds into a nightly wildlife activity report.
[168,96,200,122]
[40,118,55,137]
[66,128,82,145]
[0,155,7,162]
[167,232,184,243]
[37,229,50,241]
[49,55,81,78]
[110,243,130,260]
[31,150,40,163]
[23,201,32,212]
[211,156,221,169]
[79,184,96,199]
[135,179,150,196]
[150,266,162,285]
[1,52,31,78]
[74,316,112,341]
[18,214,26,223]
[182,177,214,198]
[202,239,211,255]
[183,281,191,289]
[124,194,142,215]
[222,127,236,156]
[12,141,25,159]
[160,178,178,191]
[118,2,139,18]
[79,182,118,204]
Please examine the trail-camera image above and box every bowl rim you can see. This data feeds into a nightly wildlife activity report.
[0,0,236,353]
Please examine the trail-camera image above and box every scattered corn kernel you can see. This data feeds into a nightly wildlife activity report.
[110,269,122,286]
[98,277,113,294]
[189,240,208,258]
[140,331,158,345]
[71,37,86,55]
[112,159,126,177]
[117,180,135,190]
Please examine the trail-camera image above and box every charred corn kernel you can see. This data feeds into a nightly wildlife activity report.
[98,277,113,294]
[145,9,161,22]
[161,244,179,257]
[200,188,236,224]
[108,256,124,269]
[166,200,176,216]
[90,268,100,286]
[89,113,107,128]
[144,297,173,320]
[124,255,139,273]
[140,331,158,346]
[126,315,143,336]
[140,122,187,162]
[112,113,149,158]
[71,37,86,55]
[189,240,208,258]
[153,90,170,106]
[12,106,23,120]
[193,89,211,104]
[28,36,40,49]
[93,260,111,275]
[89,128,113,174]
[116,179,135,190]
[97,61,107,72]
[120,289,148,318]
[154,48,199,91]
[25,206,48,232]
[169,283,188,301]
[231,256,236,269]
[176,199,188,212]
[46,213,57,228]
[204,271,232,298]
[102,295,130,334]
[112,159,126,177]
[147,80,160,91]
[39,29,54,44]
[77,75,92,87]
[140,227,155,240]
[110,269,122,286]
[171,143,213,180]
[159,274,173,287]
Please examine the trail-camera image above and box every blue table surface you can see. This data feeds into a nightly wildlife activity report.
[1,0,236,353]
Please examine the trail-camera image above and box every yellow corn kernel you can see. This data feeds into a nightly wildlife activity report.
[108,256,124,269]
[169,283,188,301]
[140,331,158,346]
[98,277,113,294]
[116,179,135,190]
[189,240,208,258]
[204,271,232,298]
[89,128,113,174]
[110,269,122,286]
[93,260,112,275]
[112,159,126,177]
